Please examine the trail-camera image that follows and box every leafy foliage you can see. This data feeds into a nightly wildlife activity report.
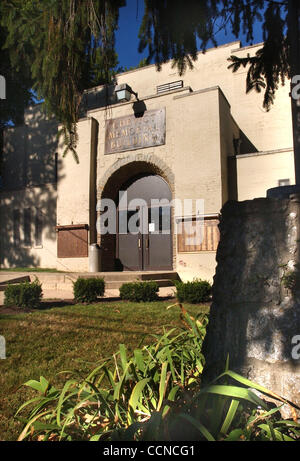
[139,0,291,110]
[1,0,125,160]
[118,57,149,73]
[15,304,300,441]
[0,0,295,161]
[139,0,221,73]
[175,279,212,304]
[0,6,33,131]
[119,281,159,302]
[73,277,105,303]
[4,279,42,309]
[15,304,208,441]
[281,263,300,293]
[0,5,34,175]
[228,1,290,110]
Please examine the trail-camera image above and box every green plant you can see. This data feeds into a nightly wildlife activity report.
[281,264,300,293]
[15,305,208,441]
[175,279,211,304]
[125,365,300,442]
[119,281,159,302]
[15,304,300,442]
[73,277,105,303]
[0,300,204,441]
[4,279,42,309]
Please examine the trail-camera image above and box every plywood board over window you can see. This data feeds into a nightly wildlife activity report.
[56,224,89,258]
[177,216,220,253]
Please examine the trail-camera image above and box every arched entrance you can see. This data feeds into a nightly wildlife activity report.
[99,160,174,271]
[117,174,172,271]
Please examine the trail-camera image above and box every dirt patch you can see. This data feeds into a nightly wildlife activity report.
[40,300,75,310]
[0,305,34,315]
[0,300,76,315]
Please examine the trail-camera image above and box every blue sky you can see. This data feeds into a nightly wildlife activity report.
[115,0,265,70]
[30,1,265,105]
[115,0,148,69]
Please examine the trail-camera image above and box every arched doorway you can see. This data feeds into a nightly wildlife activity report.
[117,174,172,271]
[99,161,173,271]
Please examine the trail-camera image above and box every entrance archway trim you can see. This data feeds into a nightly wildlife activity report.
[97,153,175,199]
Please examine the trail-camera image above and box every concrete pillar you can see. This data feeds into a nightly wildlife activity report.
[202,196,300,418]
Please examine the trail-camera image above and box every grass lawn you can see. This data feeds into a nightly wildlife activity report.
[0,300,209,441]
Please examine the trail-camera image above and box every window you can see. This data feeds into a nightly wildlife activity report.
[13,209,20,245]
[24,208,31,246]
[118,209,140,234]
[35,209,43,247]
[148,206,171,233]
[177,216,220,253]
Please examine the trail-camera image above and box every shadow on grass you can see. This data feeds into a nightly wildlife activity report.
[0,298,165,315]
[0,300,74,315]
[0,296,208,317]
[42,295,177,307]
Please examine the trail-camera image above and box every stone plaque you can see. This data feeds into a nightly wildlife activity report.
[105,108,166,155]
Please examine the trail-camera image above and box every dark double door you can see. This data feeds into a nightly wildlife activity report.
[116,175,172,271]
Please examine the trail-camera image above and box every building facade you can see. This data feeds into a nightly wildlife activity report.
[0,41,295,281]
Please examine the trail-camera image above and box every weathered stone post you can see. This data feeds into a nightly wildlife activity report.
[202,195,300,417]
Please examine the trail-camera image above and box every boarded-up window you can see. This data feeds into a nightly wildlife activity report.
[57,225,88,258]
[24,208,31,246]
[13,209,20,245]
[177,216,220,252]
[35,209,43,247]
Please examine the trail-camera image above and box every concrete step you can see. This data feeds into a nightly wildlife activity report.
[0,271,179,293]
[0,271,179,282]
[105,279,177,290]
[76,271,179,282]
[0,275,31,284]
[41,279,177,291]
[0,275,31,291]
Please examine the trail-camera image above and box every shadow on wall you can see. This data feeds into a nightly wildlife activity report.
[0,105,65,268]
[79,84,116,117]
[1,106,59,189]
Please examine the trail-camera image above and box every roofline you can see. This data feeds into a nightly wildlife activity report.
[83,39,266,95]
[83,40,252,95]
[231,41,264,53]
[113,40,242,79]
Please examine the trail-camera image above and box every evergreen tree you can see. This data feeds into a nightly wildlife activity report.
[1,0,125,161]
[0,26,33,130]
[0,5,33,175]
[139,0,300,183]
[139,0,290,109]
[118,57,149,73]
[1,1,299,176]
